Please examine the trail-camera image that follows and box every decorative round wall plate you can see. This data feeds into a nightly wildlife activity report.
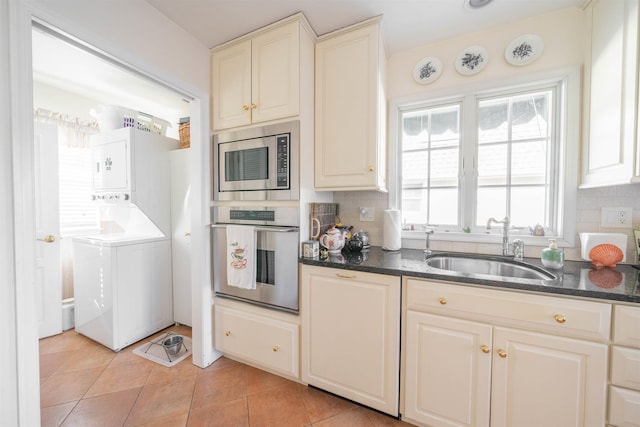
[505,34,544,66]
[455,45,488,76]
[412,56,442,84]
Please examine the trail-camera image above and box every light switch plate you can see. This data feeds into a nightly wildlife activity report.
[601,207,632,228]
[359,207,375,222]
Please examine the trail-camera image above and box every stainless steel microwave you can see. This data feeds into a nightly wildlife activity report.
[212,121,299,201]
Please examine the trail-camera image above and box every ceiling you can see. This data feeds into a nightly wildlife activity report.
[31,0,589,135]
[146,0,589,54]
[32,26,191,136]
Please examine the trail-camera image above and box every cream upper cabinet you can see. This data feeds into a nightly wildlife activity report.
[581,0,640,187]
[301,265,400,416]
[314,17,387,191]
[211,19,304,130]
[402,278,610,427]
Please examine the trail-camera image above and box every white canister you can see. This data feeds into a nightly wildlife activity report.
[302,240,319,258]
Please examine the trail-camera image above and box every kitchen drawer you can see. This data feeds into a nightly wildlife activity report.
[612,346,640,390]
[405,278,612,342]
[214,304,299,379]
[614,305,640,348]
[609,386,640,427]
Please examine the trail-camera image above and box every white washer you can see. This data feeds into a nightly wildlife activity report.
[72,235,173,351]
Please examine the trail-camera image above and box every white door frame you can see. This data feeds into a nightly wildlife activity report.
[5,1,214,424]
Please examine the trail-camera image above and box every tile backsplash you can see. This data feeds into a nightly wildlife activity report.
[334,184,640,264]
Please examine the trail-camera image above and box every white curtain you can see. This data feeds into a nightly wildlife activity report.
[33,108,99,147]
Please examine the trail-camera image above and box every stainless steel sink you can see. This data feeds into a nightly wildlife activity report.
[425,253,556,283]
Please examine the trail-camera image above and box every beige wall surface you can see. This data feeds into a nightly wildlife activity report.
[387,7,585,100]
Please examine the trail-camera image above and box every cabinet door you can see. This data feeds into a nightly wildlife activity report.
[170,149,191,326]
[582,0,639,187]
[404,311,492,427]
[251,21,299,124]
[301,266,400,415]
[92,138,129,192]
[491,327,608,427]
[211,40,252,130]
[214,304,299,378]
[315,22,386,191]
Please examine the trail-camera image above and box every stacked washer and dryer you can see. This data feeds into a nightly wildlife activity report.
[72,127,178,351]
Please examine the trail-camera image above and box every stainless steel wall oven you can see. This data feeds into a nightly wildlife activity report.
[212,205,299,313]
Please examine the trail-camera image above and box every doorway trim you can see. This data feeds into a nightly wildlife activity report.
[7,1,214,424]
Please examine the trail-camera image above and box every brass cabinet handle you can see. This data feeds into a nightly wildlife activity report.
[251,104,257,109]
[497,349,507,358]
[336,273,356,279]
[439,297,447,305]
[242,105,249,111]
[225,331,231,337]
[368,166,374,172]
[272,345,279,352]
[481,345,490,354]
[554,314,566,324]
[37,235,55,243]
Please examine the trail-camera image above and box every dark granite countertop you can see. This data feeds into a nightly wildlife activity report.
[299,247,640,304]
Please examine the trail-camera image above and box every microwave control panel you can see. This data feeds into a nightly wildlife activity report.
[276,135,289,188]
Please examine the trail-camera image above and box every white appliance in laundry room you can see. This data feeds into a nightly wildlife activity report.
[72,127,178,351]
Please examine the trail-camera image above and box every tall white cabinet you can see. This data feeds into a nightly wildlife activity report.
[170,148,191,326]
[314,17,388,191]
[301,265,400,416]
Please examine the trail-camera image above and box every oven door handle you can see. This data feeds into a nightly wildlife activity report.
[210,224,299,233]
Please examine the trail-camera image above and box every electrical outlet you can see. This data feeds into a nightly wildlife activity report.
[601,207,633,228]
[359,207,375,222]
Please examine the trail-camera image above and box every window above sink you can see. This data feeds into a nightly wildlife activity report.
[389,67,581,248]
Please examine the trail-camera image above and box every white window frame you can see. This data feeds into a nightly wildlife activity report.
[388,67,580,248]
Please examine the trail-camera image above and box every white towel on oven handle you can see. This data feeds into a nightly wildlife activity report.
[226,225,256,289]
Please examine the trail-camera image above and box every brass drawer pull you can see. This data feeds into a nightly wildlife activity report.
[272,346,279,352]
[336,273,356,279]
[439,297,447,305]
[225,331,231,336]
[554,314,566,324]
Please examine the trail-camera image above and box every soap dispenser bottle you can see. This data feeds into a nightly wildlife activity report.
[541,239,565,269]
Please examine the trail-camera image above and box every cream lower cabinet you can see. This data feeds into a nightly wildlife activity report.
[214,298,299,380]
[609,305,640,426]
[403,278,610,427]
[301,265,400,416]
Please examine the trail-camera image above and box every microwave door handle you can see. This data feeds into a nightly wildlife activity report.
[210,224,298,233]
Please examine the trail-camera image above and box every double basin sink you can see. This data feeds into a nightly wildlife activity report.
[424,253,557,285]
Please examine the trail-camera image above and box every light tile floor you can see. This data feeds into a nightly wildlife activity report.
[40,325,414,426]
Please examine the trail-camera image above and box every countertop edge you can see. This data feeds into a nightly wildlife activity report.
[299,248,640,304]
